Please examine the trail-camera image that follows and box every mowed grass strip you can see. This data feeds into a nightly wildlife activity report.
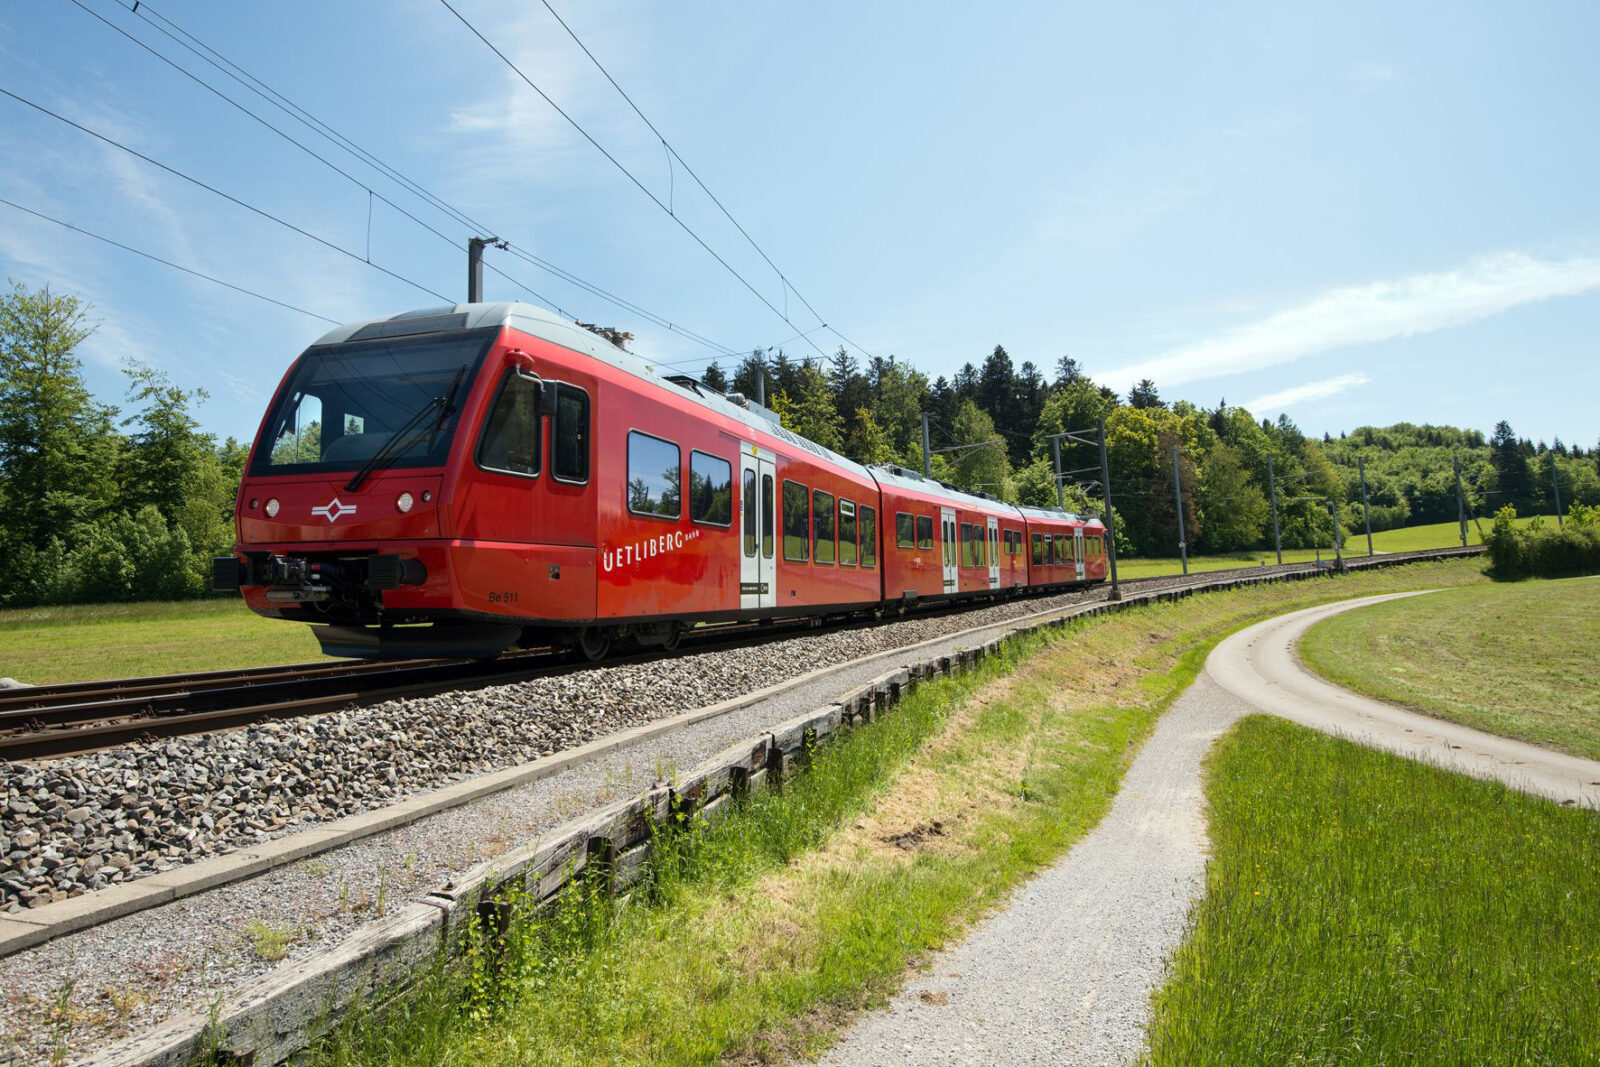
[1116,515,1536,579]
[1301,574,1600,760]
[313,558,1488,1067]
[0,598,336,683]
[1145,716,1600,1066]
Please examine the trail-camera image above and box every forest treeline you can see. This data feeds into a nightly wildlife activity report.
[2,279,1597,606]
[703,341,1600,559]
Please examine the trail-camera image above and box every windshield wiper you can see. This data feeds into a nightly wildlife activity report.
[344,366,467,492]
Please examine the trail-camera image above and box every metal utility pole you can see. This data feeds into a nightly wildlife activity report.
[466,236,505,303]
[922,413,933,479]
[1453,454,1469,547]
[1098,417,1121,600]
[1551,453,1564,527]
[1171,443,1188,576]
[756,370,765,408]
[1267,454,1283,565]
[1052,436,1064,508]
[1359,455,1373,556]
[1330,497,1344,571]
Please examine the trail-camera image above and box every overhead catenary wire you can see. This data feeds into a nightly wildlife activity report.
[0,86,453,303]
[78,0,745,358]
[438,0,832,361]
[536,0,878,363]
[0,196,339,324]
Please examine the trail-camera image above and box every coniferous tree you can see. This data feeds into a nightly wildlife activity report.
[700,361,728,392]
[1129,379,1164,409]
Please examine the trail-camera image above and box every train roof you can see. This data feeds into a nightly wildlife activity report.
[311,302,875,481]
[1014,503,1105,528]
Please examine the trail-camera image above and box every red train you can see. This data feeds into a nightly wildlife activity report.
[214,303,1108,659]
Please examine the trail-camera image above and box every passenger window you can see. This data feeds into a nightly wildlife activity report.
[860,506,877,568]
[625,431,679,518]
[477,371,541,477]
[552,384,589,481]
[959,523,973,566]
[896,512,915,549]
[916,515,934,550]
[742,469,757,556]
[762,474,775,559]
[814,489,836,564]
[1056,534,1070,562]
[783,480,809,561]
[839,500,858,566]
[1031,532,1044,565]
[689,451,733,526]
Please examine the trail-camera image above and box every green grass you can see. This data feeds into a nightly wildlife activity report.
[1115,516,1540,579]
[1145,716,1600,1066]
[1300,574,1600,760]
[309,557,1490,1067]
[0,598,337,683]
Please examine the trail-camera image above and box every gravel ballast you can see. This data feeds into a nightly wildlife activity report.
[0,586,1118,1066]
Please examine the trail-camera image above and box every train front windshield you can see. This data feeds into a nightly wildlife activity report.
[251,329,496,476]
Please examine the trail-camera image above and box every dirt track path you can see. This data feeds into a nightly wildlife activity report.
[817,592,1600,1066]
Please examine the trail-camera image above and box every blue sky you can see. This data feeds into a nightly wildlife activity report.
[1,1,1596,448]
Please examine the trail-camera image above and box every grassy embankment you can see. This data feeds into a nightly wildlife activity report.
[1115,515,1538,579]
[1144,716,1600,1065]
[1301,574,1600,760]
[0,599,333,683]
[312,558,1487,1067]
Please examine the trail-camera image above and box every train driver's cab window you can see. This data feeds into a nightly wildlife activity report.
[477,371,542,477]
[916,515,934,550]
[839,499,858,566]
[814,489,837,564]
[689,451,733,526]
[783,480,810,561]
[552,384,589,482]
[896,512,915,549]
[626,431,680,518]
[860,505,877,567]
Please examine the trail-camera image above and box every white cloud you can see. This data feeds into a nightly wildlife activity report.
[1102,251,1600,394]
[1244,372,1371,414]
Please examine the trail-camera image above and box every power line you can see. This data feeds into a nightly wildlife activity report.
[0,196,339,324]
[438,0,831,360]
[0,86,454,303]
[536,0,876,363]
[89,0,746,358]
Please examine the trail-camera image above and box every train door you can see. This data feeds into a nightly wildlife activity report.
[986,517,1000,589]
[740,445,776,611]
[940,507,958,594]
[1074,528,1086,582]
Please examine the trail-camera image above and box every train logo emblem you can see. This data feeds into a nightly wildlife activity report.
[311,497,358,523]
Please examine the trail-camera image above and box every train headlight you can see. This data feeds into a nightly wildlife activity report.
[396,492,415,513]
[265,498,280,518]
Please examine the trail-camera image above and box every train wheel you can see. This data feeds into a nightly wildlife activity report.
[659,625,684,653]
[576,627,612,662]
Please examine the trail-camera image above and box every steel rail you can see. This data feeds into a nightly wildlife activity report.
[0,547,1481,763]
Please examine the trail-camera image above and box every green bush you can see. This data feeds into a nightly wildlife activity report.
[64,507,198,602]
[1485,503,1600,578]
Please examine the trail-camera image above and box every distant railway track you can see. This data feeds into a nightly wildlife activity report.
[0,546,1482,763]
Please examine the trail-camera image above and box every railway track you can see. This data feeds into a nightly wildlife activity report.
[0,547,1481,762]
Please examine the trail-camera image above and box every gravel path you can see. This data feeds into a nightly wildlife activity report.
[819,589,1589,1066]
[816,672,1240,1067]
[0,586,1113,1067]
